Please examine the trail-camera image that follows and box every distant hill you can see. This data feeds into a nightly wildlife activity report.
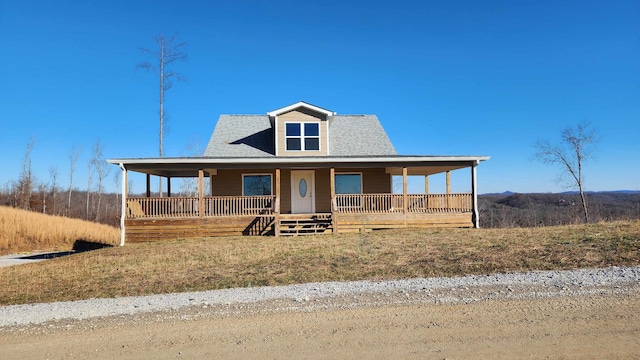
[478,191,640,228]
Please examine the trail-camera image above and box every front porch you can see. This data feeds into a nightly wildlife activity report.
[110,155,488,244]
[123,192,474,240]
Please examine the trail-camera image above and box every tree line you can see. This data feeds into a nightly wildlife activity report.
[1,138,123,227]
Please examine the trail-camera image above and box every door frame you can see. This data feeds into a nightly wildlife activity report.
[290,170,315,214]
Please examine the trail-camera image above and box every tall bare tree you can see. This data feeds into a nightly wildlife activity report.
[534,122,598,223]
[91,139,111,222]
[49,165,58,215]
[67,146,81,215]
[18,137,36,209]
[86,158,94,220]
[138,34,187,196]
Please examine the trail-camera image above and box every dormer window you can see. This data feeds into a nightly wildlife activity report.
[285,122,320,151]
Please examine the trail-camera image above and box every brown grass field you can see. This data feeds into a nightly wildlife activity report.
[0,218,638,306]
[0,206,120,255]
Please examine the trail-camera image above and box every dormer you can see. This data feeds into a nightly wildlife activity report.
[268,101,336,157]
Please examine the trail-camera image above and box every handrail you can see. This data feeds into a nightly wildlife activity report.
[126,196,275,219]
[334,193,472,214]
[334,194,404,214]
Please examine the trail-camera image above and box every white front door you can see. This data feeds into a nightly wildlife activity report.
[291,170,315,214]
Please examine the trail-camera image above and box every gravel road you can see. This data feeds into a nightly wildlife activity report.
[2,265,639,327]
[2,266,640,359]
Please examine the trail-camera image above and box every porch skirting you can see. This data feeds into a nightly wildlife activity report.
[334,213,473,233]
[124,212,473,242]
[124,216,275,242]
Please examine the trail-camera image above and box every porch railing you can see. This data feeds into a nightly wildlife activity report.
[126,196,275,219]
[334,193,472,214]
[406,193,472,213]
[126,193,471,219]
[334,194,404,214]
[206,196,275,216]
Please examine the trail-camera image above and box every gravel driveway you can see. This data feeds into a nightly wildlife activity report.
[2,265,639,327]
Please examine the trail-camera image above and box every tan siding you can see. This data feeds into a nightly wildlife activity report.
[276,110,328,156]
[280,170,292,213]
[315,168,332,212]
[335,168,392,194]
[211,169,275,196]
[211,167,390,213]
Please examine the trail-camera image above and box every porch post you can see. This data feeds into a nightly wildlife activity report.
[424,175,429,194]
[198,170,204,218]
[275,168,281,237]
[330,167,337,233]
[446,170,451,209]
[402,167,408,214]
[167,177,171,197]
[146,174,151,197]
[119,163,127,246]
[471,161,479,228]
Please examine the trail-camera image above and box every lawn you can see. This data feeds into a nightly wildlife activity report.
[1,220,638,305]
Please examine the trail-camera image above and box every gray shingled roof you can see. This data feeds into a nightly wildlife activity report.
[204,115,274,157]
[329,115,396,156]
[204,113,397,157]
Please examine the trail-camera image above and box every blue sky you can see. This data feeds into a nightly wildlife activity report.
[1,0,638,195]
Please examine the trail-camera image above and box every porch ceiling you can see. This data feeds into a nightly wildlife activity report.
[107,155,489,178]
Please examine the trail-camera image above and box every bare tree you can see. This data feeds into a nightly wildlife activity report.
[534,122,598,223]
[68,146,81,215]
[86,158,94,220]
[113,170,121,210]
[91,139,111,222]
[138,34,187,196]
[18,138,36,209]
[49,166,58,215]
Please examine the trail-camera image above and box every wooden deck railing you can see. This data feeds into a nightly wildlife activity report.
[126,194,471,219]
[126,196,275,219]
[334,193,472,214]
[406,193,472,213]
[206,196,275,216]
[334,194,404,214]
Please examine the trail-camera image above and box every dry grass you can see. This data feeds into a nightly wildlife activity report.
[1,220,639,305]
[0,206,120,255]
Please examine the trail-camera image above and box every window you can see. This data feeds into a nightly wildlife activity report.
[335,173,362,194]
[242,174,272,196]
[285,122,320,151]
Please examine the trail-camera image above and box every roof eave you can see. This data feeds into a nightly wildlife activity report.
[267,101,336,117]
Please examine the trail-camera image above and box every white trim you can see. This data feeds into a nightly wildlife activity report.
[274,115,279,156]
[472,161,479,228]
[119,163,126,247]
[334,172,363,194]
[108,155,490,166]
[284,121,321,152]
[268,101,336,118]
[241,173,273,196]
[290,170,315,213]
[325,119,330,155]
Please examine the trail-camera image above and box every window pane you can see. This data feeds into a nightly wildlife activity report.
[299,179,307,197]
[286,138,301,151]
[304,123,319,136]
[305,138,319,151]
[243,175,272,196]
[335,174,362,194]
[286,123,300,136]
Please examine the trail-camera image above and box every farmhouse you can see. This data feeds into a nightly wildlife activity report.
[108,102,489,244]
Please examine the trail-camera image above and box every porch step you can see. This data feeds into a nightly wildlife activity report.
[278,214,332,236]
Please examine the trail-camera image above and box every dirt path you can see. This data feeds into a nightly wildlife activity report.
[1,291,639,359]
